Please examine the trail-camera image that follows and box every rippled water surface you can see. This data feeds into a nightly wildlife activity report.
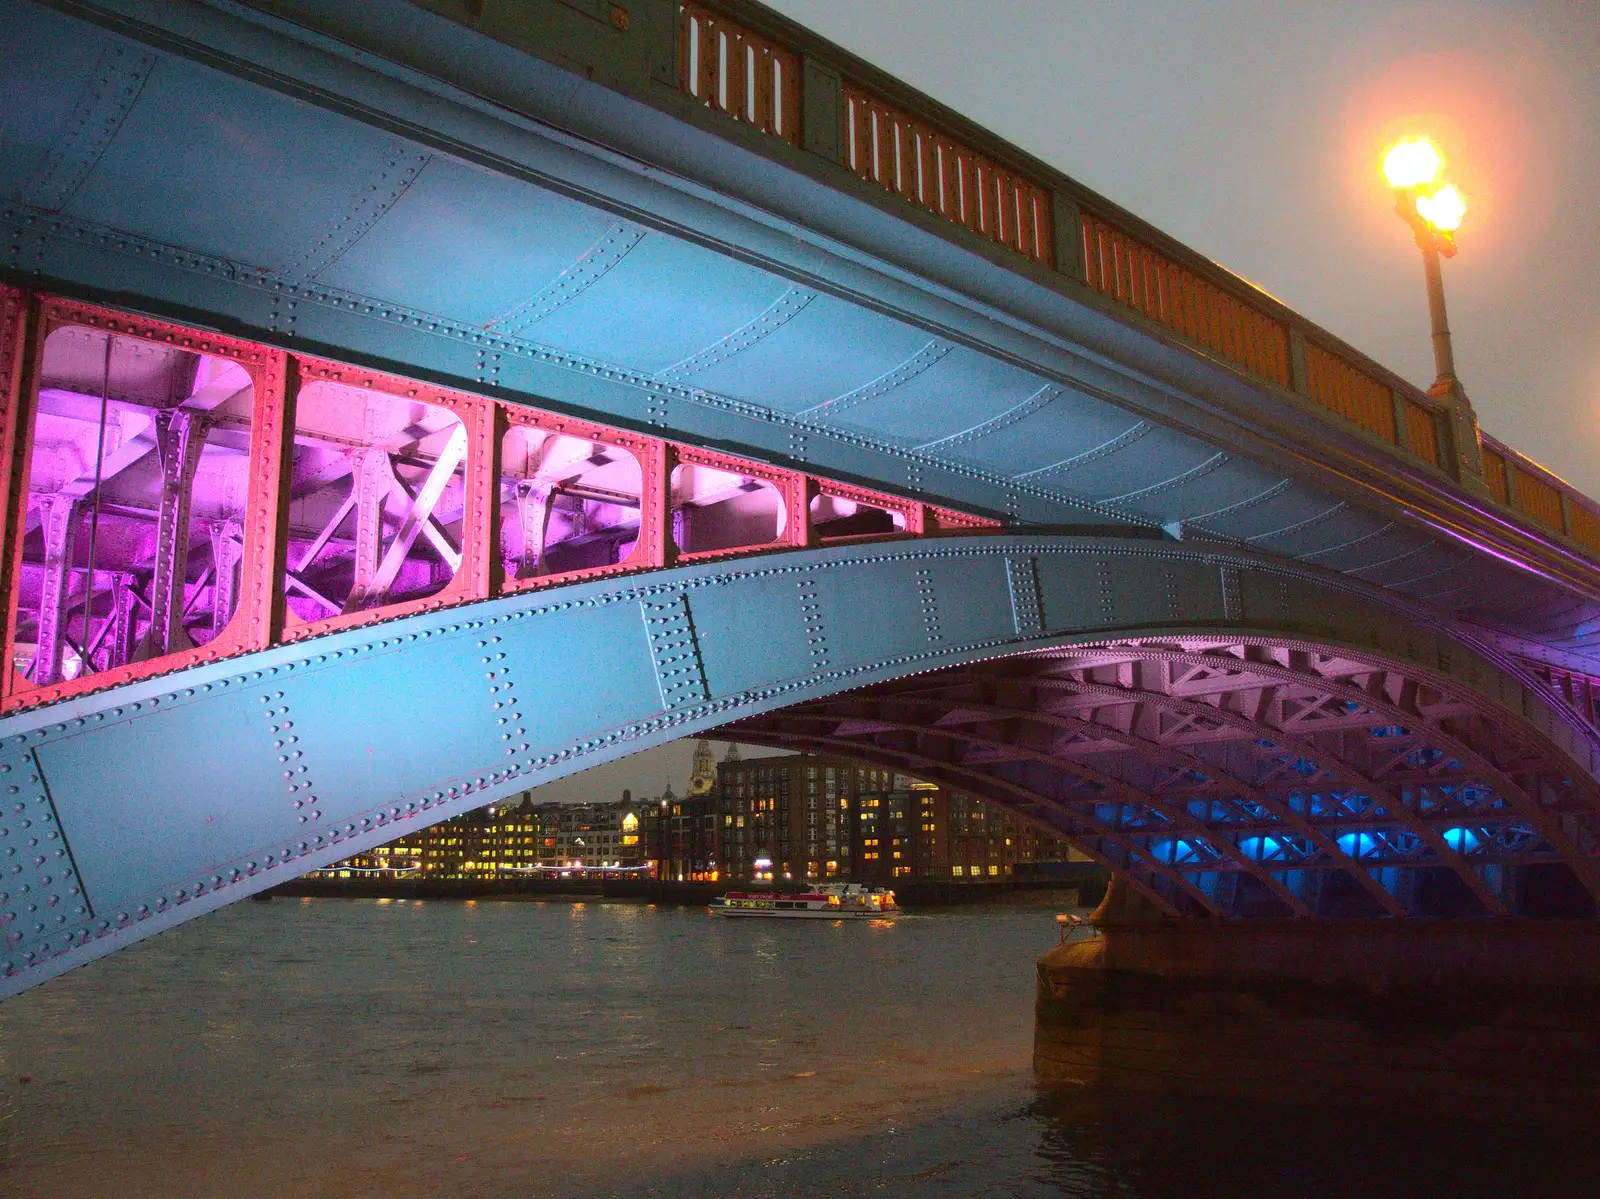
[0,896,1592,1198]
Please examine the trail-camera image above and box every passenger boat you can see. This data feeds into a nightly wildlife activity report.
[707,882,899,920]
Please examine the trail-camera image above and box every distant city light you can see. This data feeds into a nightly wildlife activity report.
[1382,136,1442,190]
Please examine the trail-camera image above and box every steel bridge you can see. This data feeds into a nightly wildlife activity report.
[2,0,1600,998]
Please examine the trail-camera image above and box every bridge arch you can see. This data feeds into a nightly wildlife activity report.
[1,534,1597,997]
[729,634,1600,920]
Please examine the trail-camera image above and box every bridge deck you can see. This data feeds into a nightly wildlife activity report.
[4,0,1598,680]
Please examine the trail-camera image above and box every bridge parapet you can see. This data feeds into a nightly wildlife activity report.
[410,0,1600,565]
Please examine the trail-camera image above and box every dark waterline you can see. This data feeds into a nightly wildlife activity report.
[0,897,1592,1198]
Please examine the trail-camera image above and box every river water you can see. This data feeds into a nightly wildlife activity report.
[0,895,1592,1198]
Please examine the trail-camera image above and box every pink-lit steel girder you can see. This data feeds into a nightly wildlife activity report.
[136,407,205,660]
[0,288,997,714]
[29,493,77,686]
[510,482,553,580]
[208,521,243,639]
[343,444,396,615]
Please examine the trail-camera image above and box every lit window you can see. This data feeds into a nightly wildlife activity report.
[15,325,262,682]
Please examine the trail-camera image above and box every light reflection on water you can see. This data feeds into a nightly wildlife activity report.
[0,897,1593,1198]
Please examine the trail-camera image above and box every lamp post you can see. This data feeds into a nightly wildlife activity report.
[1382,137,1485,490]
[1383,138,1469,392]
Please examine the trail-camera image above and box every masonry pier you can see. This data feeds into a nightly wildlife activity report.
[1035,882,1600,1126]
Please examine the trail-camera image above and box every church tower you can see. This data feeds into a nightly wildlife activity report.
[688,738,717,798]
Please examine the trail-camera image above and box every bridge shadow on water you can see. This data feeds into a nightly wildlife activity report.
[593,1085,1599,1199]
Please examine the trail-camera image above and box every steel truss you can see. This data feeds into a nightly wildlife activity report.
[730,637,1600,918]
[0,288,995,715]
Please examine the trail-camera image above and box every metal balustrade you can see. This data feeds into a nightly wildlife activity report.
[666,0,1600,564]
[1303,342,1396,444]
[1514,466,1566,533]
[679,1,800,145]
[0,288,994,716]
[1480,435,1600,553]
[1570,505,1600,555]
[841,84,1053,267]
[1401,397,1441,467]
[1080,212,1292,388]
[1483,446,1511,505]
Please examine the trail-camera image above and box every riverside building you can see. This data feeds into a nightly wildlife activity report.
[640,741,722,881]
[313,743,1084,885]
[311,793,648,880]
[713,749,1085,885]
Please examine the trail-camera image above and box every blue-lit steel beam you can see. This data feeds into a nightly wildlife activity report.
[3,534,1599,997]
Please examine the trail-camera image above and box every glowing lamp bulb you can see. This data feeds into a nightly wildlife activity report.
[1416,184,1466,233]
[1382,137,1443,190]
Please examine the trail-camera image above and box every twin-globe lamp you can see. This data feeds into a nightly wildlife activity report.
[1382,136,1468,391]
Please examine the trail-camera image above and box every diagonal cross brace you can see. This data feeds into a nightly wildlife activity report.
[345,425,467,612]
[392,471,463,572]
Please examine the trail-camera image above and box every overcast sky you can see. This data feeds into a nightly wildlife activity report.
[526,0,1599,808]
[516,739,783,807]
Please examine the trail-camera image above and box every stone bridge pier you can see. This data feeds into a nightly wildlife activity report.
[1033,880,1600,1124]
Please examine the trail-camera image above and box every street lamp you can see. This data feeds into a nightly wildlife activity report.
[1382,136,1468,396]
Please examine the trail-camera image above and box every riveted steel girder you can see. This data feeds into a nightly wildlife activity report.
[3,535,1599,999]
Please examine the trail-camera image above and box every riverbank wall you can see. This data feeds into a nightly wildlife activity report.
[264,878,723,904]
[1034,887,1600,1126]
[266,875,1101,907]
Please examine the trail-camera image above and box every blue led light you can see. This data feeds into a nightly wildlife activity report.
[1239,836,1281,860]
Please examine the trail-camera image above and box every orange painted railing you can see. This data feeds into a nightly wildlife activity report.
[679,2,800,146]
[1479,435,1600,556]
[1481,441,1576,538]
[1514,467,1565,532]
[1303,342,1395,444]
[1082,213,1291,387]
[659,1,1596,562]
[840,84,1053,267]
[1571,506,1600,556]
[1402,397,1440,466]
